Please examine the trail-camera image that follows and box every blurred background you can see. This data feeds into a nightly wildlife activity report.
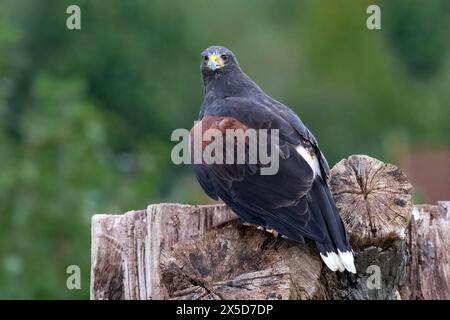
[0,0,449,299]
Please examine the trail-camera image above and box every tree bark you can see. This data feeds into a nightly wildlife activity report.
[90,155,449,300]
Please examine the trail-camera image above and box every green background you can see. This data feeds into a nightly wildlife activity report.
[0,0,449,298]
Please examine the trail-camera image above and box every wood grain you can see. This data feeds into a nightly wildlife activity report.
[90,155,448,300]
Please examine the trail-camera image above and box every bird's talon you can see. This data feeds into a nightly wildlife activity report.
[265,228,279,238]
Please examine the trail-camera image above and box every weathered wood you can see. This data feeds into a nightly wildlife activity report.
[399,201,450,299]
[322,155,412,299]
[91,209,148,299]
[90,155,447,300]
[160,221,325,299]
[329,155,412,248]
[91,204,236,299]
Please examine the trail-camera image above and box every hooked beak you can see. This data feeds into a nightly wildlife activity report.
[207,53,224,71]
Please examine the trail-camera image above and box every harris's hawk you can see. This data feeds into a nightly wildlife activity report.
[191,46,356,273]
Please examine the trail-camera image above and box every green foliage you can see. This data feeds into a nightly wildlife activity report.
[384,0,450,78]
[0,0,449,298]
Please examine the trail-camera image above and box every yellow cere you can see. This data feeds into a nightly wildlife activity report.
[209,53,223,64]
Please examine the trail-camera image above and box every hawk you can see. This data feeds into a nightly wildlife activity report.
[191,46,356,273]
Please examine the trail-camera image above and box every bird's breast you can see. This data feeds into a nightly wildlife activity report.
[190,116,250,164]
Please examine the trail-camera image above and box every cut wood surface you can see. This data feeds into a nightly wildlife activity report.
[90,155,449,300]
[329,155,412,248]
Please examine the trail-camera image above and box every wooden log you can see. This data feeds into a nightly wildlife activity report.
[90,155,450,300]
[160,221,325,299]
[399,201,450,299]
[329,155,412,248]
[91,204,236,299]
[325,155,412,299]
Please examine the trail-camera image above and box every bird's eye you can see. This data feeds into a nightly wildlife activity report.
[221,54,228,61]
[203,55,209,61]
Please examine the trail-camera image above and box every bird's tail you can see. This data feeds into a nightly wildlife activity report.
[308,177,356,273]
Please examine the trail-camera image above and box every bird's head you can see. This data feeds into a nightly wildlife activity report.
[200,46,239,75]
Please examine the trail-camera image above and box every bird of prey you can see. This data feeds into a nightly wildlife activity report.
[191,45,356,273]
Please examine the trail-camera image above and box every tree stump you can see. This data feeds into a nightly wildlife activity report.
[399,201,450,299]
[91,204,236,299]
[90,155,448,300]
[160,222,325,299]
[326,155,412,299]
[329,155,412,248]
